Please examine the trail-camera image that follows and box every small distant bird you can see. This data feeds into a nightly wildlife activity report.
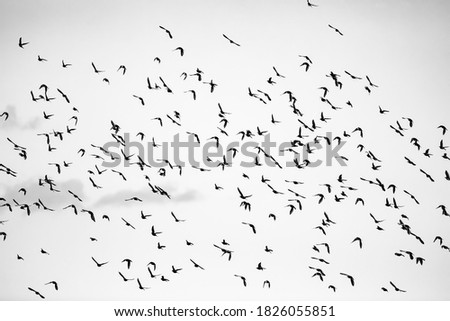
[223,34,240,46]
[379,106,389,114]
[117,65,126,75]
[328,25,343,36]
[174,47,184,56]
[0,112,8,121]
[45,281,59,291]
[438,125,447,135]
[190,259,205,270]
[19,37,29,48]
[234,274,247,286]
[28,287,45,299]
[91,62,104,74]
[340,273,355,286]
[122,258,132,269]
[159,26,173,39]
[91,257,108,267]
[390,281,406,292]
[351,237,363,249]
[307,0,318,8]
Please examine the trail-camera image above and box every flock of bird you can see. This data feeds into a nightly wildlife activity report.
[1,7,450,300]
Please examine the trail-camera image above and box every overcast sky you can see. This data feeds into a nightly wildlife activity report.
[1,0,450,301]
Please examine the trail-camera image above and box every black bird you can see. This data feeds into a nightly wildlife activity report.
[118,272,134,282]
[80,209,96,222]
[28,287,45,299]
[121,218,136,230]
[370,213,384,224]
[445,170,450,181]
[300,62,310,72]
[43,111,54,120]
[151,225,162,236]
[234,274,247,287]
[242,222,256,234]
[132,95,145,106]
[91,62,104,74]
[351,237,362,249]
[174,47,184,56]
[272,66,285,78]
[137,278,150,290]
[344,70,362,80]
[237,187,252,200]
[190,259,205,270]
[122,259,132,269]
[340,273,355,286]
[57,88,70,103]
[438,125,447,135]
[91,257,108,267]
[45,281,59,291]
[366,75,379,87]
[159,26,173,39]
[328,24,343,36]
[140,210,151,219]
[19,37,29,48]
[223,34,240,46]
[117,65,126,75]
[297,55,312,64]
[172,265,182,274]
[379,106,389,114]
[390,281,406,292]
[203,79,218,93]
[171,211,185,223]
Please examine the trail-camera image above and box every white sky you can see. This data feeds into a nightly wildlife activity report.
[1,0,450,300]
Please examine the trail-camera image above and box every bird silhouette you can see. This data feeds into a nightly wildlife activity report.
[159,26,173,39]
[91,257,108,267]
[328,25,343,36]
[45,281,59,291]
[19,37,29,48]
[223,34,240,46]
[28,287,45,299]
[340,273,355,286]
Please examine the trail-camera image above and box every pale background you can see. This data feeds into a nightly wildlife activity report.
[0,0,450,300]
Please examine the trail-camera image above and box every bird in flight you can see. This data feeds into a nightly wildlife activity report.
[307,0,318,8]
[28,287,45,299]
[223,34,240,46]
[19,37,29,48]
[340,273,355,286]
[185,255,203,268]
[91,257,109,268]
[91,62,104,74]
[234,274,247,287]
[45,281,59,291]
[328,25,343,36]
[159,26,173,39]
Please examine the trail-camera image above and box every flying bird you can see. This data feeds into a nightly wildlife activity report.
[19,37,29,48]
[159,26,173,39]
[328,25,343,36]
[223,34,240,46]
